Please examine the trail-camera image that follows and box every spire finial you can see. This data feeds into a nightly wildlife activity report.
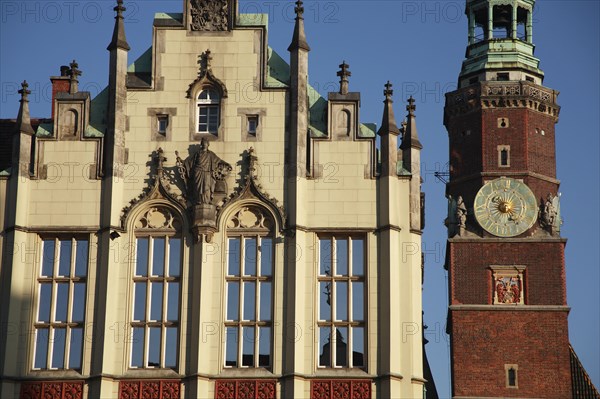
[107,0,130,51]
[295,0,305,19]
[384,81,394,100]
[407,96,416,115]
[337,61,351,95]
[68,59,82,94]
[18,81,31,102]
[115,0,126,18]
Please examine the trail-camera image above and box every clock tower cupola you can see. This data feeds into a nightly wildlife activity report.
[442,0,598,397]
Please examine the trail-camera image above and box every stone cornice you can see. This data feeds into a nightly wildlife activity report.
[450,305,570,312]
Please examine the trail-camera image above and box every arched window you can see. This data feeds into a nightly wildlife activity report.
[224,206,274,368]
[197,89,220,135]
[130,207,182,369]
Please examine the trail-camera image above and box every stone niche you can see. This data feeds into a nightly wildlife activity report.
[327,93,360,140]
[54,94,90,140]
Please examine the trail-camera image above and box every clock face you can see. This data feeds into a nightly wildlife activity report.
[474,177,538,237]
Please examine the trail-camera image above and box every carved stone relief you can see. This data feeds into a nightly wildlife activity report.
[135,207,181,231]
[190,0,229,31]
[227,206,274,231]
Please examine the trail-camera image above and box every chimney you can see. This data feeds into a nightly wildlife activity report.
[50,65,71,117]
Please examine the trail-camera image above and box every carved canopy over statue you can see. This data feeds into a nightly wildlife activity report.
[190,0,229,31]
[176,138,231,206]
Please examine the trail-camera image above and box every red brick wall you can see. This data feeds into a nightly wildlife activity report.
[448,110,483,180]
[450,310,572,398]
[50,78,70,117]
[449,241,567,306]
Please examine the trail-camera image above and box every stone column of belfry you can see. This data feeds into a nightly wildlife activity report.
[91,1,130,397]
[282,1,311,397]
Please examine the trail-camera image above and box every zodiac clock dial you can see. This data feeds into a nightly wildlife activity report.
[474,177,538,237]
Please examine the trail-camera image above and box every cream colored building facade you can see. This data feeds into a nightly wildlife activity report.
[0,1,427,398]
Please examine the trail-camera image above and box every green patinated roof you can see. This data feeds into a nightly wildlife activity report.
[128,47,152,74]
[237,13,269,27]
[154,12,183,23]
[36,123,53,138]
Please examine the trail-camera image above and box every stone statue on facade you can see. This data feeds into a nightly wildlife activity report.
[176,138,231,242]
[540,193,561,235]
[456,196,468,236]
[176,138,231,206]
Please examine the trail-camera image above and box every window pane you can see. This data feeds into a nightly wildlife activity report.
[38,284,52,322]
[134,282,147,321]
[259,282,271,321]
[169,238,181,277]
[55,283,69,322]
[165,327,178,368]
[258,327,271,367]
[336,282,348,321]
[320,239,332,276]
[353,327,365,367]
[244,238,257,275]
[58,240,72,276]
[152,238,165,276]
[352,238,365,276]
[228,238,240,275]
[150,282,163,321]
[131,327,145,367]
[336,239,348,276]
[319,282,331,321]
[243,282,256,321]
[260,238,273,276]
[136,238,148,276]
[352,282,364,321]
[42,240,55,277]
[75,240,88,277]
[51,328,66,368]
[336,327,348,367]
[242,326,255,367]
[69,328,83,369]
[72,283,86,322]
[227,282,239,321]
[34,328,49,369]
[148,327,161,367]
[319,327,331,367]
[167,282,179,322]
[225,327,238,367]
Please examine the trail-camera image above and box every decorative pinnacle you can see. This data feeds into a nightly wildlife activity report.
[337,61,351,95]
[18,81,31,102]
[384,81,394,99]
[407,96,416,115]
[69,60,82,78]
[295,0,305,19]
[114,0,126,18]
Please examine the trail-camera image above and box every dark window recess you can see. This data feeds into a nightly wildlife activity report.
[157,115,169,135]
[497,73,510,81]
[469,77,478,85]
[501,149,509,166]
[525,76,534,82]
[247,116,258,135]
[508,367,517,387]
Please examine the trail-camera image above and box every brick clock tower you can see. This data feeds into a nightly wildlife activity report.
[444,0,598,398]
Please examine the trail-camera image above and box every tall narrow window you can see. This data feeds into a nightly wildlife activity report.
[34,237,88,370]
[131,235,181,369]
[318,235,366,368]
[197,89,220,135]
[224,206,274,368]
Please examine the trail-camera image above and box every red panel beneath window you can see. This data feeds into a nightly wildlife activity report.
[310,380,371,399]
[20,381,83,399]
[118,380,181,399]
[214,380,276,399]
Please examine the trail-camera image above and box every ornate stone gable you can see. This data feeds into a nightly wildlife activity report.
[189,0,229,31]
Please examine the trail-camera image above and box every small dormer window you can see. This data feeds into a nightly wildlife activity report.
[197,89,220,135]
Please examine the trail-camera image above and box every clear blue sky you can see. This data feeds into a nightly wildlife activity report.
[1,1,598,396]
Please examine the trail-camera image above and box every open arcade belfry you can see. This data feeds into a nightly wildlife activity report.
[443,0,598,397]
